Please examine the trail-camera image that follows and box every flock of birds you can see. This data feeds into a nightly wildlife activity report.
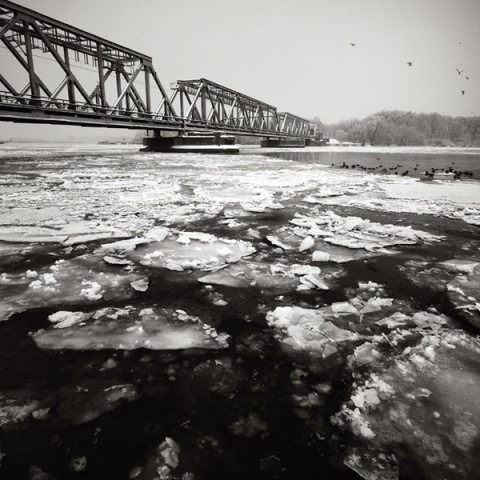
[337,159,474,180]
[349,42,470,97]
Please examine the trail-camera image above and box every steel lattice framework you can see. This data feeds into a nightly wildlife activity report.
[0,0,312,138]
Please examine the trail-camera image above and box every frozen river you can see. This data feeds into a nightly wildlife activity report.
[0,143,479,480]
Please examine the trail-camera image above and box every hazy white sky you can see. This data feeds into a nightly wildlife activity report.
[1,0,479,140]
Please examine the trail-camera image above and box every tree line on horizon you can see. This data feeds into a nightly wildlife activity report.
[312,110,480,147]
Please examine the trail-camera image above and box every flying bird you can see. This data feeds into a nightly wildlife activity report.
[456,68,465,74]
[407,62,413,66]
[349,43,356,46]
[466,76,469,80]
[461,90,465,95]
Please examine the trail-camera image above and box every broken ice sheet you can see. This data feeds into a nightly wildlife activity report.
[122,231,255,270]
[266,306,358,356]
[411,311,448,331]
[375,312,411,329]
[333,330,480,480]
[438,259,480,275]
[404,257,480,329]
[0,255,144,321]
[0,215,130,245]
[290,210,444,252]
[32,306,230,351]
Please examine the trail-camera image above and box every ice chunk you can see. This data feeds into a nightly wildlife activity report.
[349,342,380,366]
[100,237,147,252]
[412,311,447,331]
[376,312,410,329]
[80,280,103,301]
[103,256,133,265]
[299,275,329,290]
[128,234,255,270]
[299,236,315,252]
[331,302,359,315]
[130,277,149,292]
[266,306,357,352]
[48,311,92,329]
[439,259,479,275]
[32,306,230,351]
[266,235,292,250]
[312,251,331,262]
[143,226,170,242]
[320,321,357,342]
[360,297,394,314]
[0,255,143,321]
[290,264,321,276]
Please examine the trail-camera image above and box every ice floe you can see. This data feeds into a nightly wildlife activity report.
[0,255,144,321]
[266,306,358,356]
[101,229,256,271]
[32,306,230,351]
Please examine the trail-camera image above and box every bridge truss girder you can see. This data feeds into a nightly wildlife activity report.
[0,0,312,138]
[0,0,176,125]
[170,78,311,137]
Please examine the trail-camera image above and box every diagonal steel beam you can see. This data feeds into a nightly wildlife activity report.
[111,63,142,110]
[29,21,97,109]
[43,75,69,107]
[185,82,204,121]
[0,12,18,41]
[119,64,147,112]
[226,96,238,123]
[0,72,26,103]
[182,89,202,122]
[148,65,177,118]
[88,65,113,101]
[205,87,221,123]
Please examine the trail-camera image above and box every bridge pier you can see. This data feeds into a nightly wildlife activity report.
[260,137,305,148]
[141,132,239,154]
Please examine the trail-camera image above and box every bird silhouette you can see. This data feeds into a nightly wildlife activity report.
[350,43,356,46]
[456,68,465,74]
[461,90,465,95]
[407,62,413,66]
[466,76,469,80]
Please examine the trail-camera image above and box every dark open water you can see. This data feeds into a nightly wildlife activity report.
[254,146,480,179]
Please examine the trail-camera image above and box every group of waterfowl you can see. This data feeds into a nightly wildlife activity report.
[336,161,474,180]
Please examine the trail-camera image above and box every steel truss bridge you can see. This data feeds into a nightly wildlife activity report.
[0,0,315,140]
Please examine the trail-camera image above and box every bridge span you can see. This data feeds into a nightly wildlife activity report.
[0,0,319,151]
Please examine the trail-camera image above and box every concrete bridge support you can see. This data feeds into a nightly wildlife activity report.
[260,138,305,148]
[141,131,239,153]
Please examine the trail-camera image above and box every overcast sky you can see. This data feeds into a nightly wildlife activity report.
[1,0,479,140]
